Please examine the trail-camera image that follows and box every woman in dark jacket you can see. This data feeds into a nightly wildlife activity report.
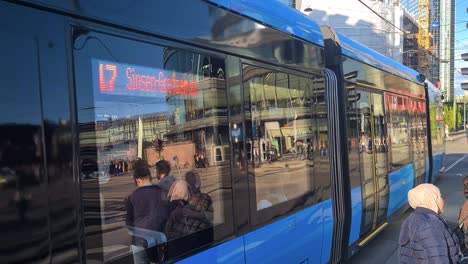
[399,183,460,263]
[165,180,212,240]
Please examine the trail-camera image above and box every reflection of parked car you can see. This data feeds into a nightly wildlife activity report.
[80,159,109,181]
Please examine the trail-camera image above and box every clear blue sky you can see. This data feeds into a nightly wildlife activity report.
[455,0,468,95]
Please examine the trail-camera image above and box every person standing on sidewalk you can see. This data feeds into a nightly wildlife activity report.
[399,183,460,264]
[445,124,454,141]
[465,122,468,142]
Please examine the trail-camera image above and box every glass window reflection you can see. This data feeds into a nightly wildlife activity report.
[242,65,315,211]
[386,94,411,168]
[74,32,233,262]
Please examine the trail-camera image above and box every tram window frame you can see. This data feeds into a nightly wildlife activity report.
[241,62,322,227]
[385,93,412,170]
[72,29,236,262]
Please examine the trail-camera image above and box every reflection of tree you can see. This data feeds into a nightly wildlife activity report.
[153,139,164,159]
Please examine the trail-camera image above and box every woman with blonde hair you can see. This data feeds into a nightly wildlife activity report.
[165,180,212,241]
[399,183,459,263]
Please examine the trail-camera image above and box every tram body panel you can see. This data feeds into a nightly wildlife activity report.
[348,186,363,246]
[432,152,445,182]
[387,164,415,217]
[177,236,245,264]
[243,201,327,263]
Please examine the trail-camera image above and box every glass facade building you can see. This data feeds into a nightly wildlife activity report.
[399,0,419,17]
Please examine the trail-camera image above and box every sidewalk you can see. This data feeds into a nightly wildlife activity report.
[348,135,468,263]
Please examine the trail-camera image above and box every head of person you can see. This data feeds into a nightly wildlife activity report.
[155,160,171,180]
[133,159,152,187]
[185,171,201,192]
[408,183,444,215]
[464,176,468,198]
[168,180,190,202]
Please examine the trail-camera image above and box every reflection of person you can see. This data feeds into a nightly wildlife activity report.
[360,134,366,153]
[126,160,169,264]
[296,141,305,160]
[399,184,459,263]
[165,180,213,242]
[155,160,176,194]
[185,171,213,222]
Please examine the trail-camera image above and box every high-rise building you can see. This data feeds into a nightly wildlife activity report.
[429,0,441,85]
[440,0,455,101]
[399,0,419,17]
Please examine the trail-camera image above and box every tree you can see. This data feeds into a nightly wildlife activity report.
[444,105,455,131]
[153,139,164,159]
[457,109,463,129]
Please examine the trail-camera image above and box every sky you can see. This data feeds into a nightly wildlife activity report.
[455,0,468,95]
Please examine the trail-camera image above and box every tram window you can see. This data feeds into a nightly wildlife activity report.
[386,94,411,168]
[74,32,234,262]
[242,65,317,222]
[345,82,361,188]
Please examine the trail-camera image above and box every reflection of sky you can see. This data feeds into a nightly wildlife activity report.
[90,58,187,120]
[94,98,168,121]
[75,32,200,122]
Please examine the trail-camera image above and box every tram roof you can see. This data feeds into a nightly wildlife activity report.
[206,0,324,47]
[207,0,423,85]
[425,79,442,95]
[336,32,423,84]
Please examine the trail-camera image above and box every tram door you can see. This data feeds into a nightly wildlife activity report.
[409,99,426,186]
[357,90,389,237]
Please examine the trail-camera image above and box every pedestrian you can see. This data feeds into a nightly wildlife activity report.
[445,124,454,141]
[399,183,460,263]
[126,159,169,264]
[155,159,176,194]
[458,176,468,251]
[465,122,468,141]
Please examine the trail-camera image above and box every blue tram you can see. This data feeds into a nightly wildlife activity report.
[0,0,444,263]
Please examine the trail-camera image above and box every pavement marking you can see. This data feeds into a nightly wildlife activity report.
[445,154,468,173]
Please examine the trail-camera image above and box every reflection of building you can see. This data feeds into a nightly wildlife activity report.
[242,65,327,163]
[297,0,403,63]
[163,49,230,167]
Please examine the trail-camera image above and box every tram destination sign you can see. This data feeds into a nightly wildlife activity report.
[92,59,199,97]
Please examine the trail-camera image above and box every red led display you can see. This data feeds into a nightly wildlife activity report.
[96,60,198,97]
[125,67,198,95]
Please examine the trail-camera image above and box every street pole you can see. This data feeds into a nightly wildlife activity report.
[453,97,457,131]
[464,101,466,131]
